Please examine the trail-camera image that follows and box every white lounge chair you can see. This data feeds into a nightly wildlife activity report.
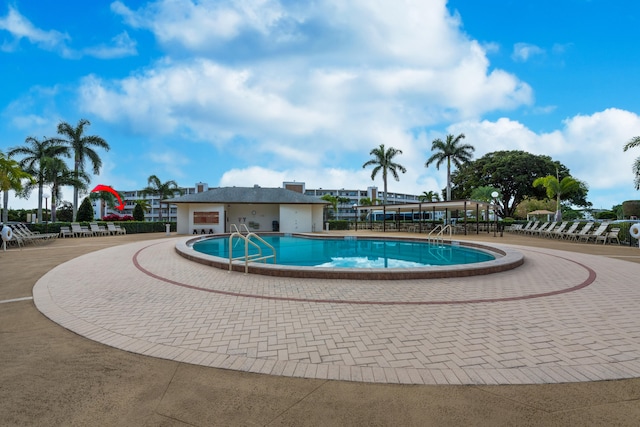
[71,223,92,237]
[558,222,580,240]
[566,222,594,241]
[581,223,610,243]
[90,223,109,236]
[106,222,126,235]
[59,226,74,238]
[544,221,568,239]
[596,227,620,245]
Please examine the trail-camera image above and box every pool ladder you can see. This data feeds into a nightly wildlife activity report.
[427,224,452,246]
[228,224,276,274]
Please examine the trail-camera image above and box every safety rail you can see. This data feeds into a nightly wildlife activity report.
[427,224,453,246]
[228,224,276,274]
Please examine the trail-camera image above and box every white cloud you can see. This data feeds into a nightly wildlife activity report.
[512,42,545,62]
[0,5,71,56]
[111,0,289,49]
[83,31,137,59]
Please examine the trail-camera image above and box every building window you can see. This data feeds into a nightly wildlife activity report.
[194,211,219,224]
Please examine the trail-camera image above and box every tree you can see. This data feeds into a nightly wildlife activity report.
[425,133,474,201]
[533,175,581,221]
[1,150,34,223]
[56,201,74,222]
[623,136,640,190]
[8,136,68,222]
[418,190,440,203]
[42,157,89,222]
[76,197,95,222]
[133,203,145,221]
[141,175,183,221]
[321,194,339,219]
[57,119,110,220]
[470,186,500,203]
[362,144,406,205]
[450,150,589,218]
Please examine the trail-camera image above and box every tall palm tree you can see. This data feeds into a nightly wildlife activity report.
[43,157,89,223]
[8,136,68,222]
[624,136,640,190]
[1,150,33,223]
[362,144,407,205]
[57,118,110,220]
[141,175,183,221]
[533,175,580,221]
[425,133,475,201]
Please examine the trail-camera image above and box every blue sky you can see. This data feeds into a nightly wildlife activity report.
[2,0,640,211]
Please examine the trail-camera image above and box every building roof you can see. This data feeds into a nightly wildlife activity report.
[165,186,328,205]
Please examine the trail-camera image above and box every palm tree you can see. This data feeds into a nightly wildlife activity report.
[141,175,183,221]
[624,136,640,190]
[362,144,407,205]
[8,136,68,222]
[1,150,33,223]
[533,175,580,221]
[418,190,440,203]
[57,118,110,220]
[42,157,89,223]
[425,133,474,201]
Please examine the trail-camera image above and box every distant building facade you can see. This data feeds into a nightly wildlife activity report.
[94,181,422,222]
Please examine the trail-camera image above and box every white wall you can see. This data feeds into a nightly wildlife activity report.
[175,203,322,234]
[279,204,313,233]
[176,204,226,235]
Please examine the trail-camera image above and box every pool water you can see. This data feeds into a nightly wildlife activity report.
[192,235,495,269]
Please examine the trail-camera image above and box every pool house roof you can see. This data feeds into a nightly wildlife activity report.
[165,186,328,205]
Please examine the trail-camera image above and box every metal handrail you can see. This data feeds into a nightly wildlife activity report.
[427,224,452,245]
[228,224,276,274]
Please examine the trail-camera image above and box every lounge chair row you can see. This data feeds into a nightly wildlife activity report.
[1,223,58,249]
[507,221,620,244]
[59,222,126,238]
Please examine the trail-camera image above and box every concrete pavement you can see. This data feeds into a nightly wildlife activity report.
[2,231,640,425]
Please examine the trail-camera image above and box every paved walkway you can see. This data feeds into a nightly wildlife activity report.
[33,235,640,385]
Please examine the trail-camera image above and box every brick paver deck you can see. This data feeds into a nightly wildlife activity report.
[33,236,640,385]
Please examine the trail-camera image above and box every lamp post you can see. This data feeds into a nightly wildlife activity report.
[491,191,499,237]
[353,204,358,232]
[43,193,50,233]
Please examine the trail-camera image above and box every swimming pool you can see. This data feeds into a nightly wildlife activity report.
[192,235,495,268]
[177,234,524,280]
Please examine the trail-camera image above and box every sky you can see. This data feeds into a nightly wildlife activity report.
[1,0,640,212]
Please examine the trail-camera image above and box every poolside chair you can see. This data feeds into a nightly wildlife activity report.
[566,222,594,241]
[581,223,610,243]
[526,221,546,235]
[11,224,55,244]
[516,221,534,234]
[544,221,568,239]
[532,221,556,237]
[15,223,57,240]
[106,222,126,235]
[59,226,74,238]
[557,222,579,239]
[71,223,92,237]
[523,221,540,235]
[595,227,620,245]
[90,223,109,236]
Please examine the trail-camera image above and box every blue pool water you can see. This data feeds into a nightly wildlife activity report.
[192,235,495,269]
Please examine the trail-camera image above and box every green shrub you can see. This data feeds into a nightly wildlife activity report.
[133,204,145,221]
[76,197,94,222]
[328,220,349,230]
